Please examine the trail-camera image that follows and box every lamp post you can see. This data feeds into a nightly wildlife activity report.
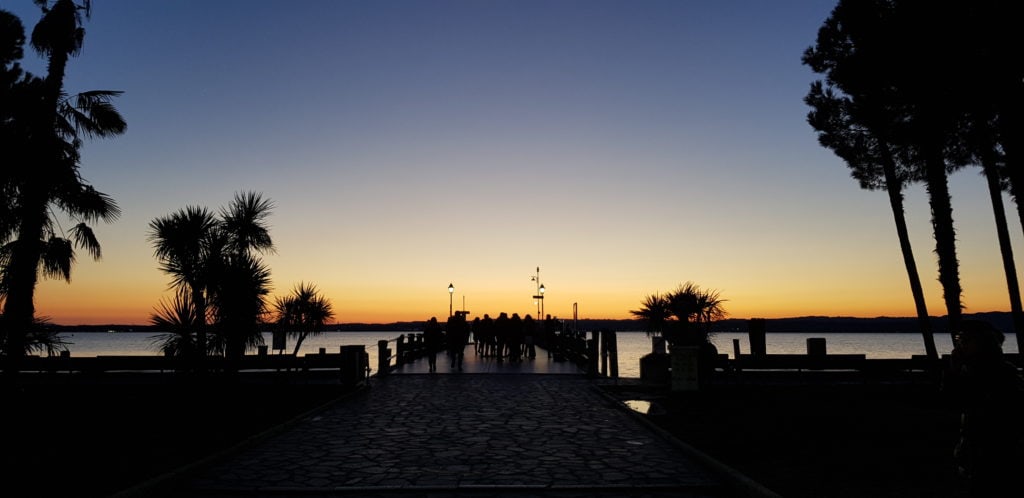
[531,267,544,319]
[448,283,454,317]
[539,284,545,318]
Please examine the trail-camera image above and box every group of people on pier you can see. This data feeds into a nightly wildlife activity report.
[421,311,562,371]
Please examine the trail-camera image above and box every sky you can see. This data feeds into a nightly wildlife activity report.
[5,0,1022,325]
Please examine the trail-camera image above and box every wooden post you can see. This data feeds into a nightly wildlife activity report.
[748,318,767,356]
[732,338,741,359]
[588,330,600,377]
[377,340,390,376]
[396,334,406,365]
[600,330,609,377]
[608,330,618,378]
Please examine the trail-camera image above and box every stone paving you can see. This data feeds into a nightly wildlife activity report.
[158,372,746,497]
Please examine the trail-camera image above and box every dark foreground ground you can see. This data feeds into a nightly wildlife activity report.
[604,377,969,498]
[2,374,969,498]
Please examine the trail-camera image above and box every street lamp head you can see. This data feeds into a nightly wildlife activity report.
[539,284,545,294]
[448,283,454,294]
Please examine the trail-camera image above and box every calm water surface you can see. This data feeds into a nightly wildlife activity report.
[59,331,1009,379]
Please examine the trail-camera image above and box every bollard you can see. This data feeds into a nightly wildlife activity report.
[748,318,767,357]
[732,338,741,359]
[807,337,826,356]
[377,340,390,376]
[340,345,366,386]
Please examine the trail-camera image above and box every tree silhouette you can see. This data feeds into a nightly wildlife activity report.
[148,192,275,367]
[804,81,938,361]
[635,282,726,348]
[1,2,124,366]
[630,292,670,337]
[273,282,334,356]
[804,0,968,337]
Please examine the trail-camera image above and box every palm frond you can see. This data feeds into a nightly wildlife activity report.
[220,191,275,256]
[69,222,100,259]
[58,89,126,139]
[40,236,73,281]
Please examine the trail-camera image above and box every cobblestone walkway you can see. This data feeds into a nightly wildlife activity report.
[159,374,746,497]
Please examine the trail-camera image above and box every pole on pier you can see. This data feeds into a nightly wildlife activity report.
[608,330,618,378]
[377,340,390,376]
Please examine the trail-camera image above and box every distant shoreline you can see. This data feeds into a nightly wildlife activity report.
[44,311,1014,334]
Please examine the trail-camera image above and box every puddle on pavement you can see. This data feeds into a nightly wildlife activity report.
[624,399,652,414]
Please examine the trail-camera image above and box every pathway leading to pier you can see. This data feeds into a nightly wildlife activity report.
[145,349,773,497]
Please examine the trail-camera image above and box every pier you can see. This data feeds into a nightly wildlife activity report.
[113,342,779,498]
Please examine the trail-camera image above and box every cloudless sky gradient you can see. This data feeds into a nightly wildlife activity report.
[6,0,1021,324]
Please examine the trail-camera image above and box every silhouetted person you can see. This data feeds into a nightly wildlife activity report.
[945,320,1024,498]
[494,312,510,362]
[523,314,537,359]
[472,316,482,355]
[508,313,523,363]
[423,317,443,373]
[478,314,495,357]
[447,312,468,371]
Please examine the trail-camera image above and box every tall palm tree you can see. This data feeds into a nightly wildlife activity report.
[2,2,123,365]
[273,282,334,356]
[804,81,939,361]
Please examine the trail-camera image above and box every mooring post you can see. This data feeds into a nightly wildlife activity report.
[377,340,390,376]
[588,330,600,377]
[608,330,618,378]
[395,334,405,365]
[600,331,609,377]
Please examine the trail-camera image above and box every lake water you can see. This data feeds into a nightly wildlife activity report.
[57,330,1013,379]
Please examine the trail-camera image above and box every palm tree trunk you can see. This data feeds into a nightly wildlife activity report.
[880,142,937,360]
[923,150,963,339]
[982,159,1024,341]
[292,332,307,356]
[190,285,207,373]
[999,114,1024,352]
[2,204,46,374]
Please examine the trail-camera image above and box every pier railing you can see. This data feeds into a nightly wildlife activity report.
[1,347,373,385]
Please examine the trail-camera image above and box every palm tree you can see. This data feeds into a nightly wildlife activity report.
[209,252,271,362]
[148,192,275,365]
[2,2,124,367]
[148,206,219,357]
[149,288,200,358]
[804,81,939,361]
[647,282,727,348]
[273,282,334,356]
[630,292,670,337]
[211,192,274,362]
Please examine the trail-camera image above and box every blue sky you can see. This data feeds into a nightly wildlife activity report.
[5,0,1017,324]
